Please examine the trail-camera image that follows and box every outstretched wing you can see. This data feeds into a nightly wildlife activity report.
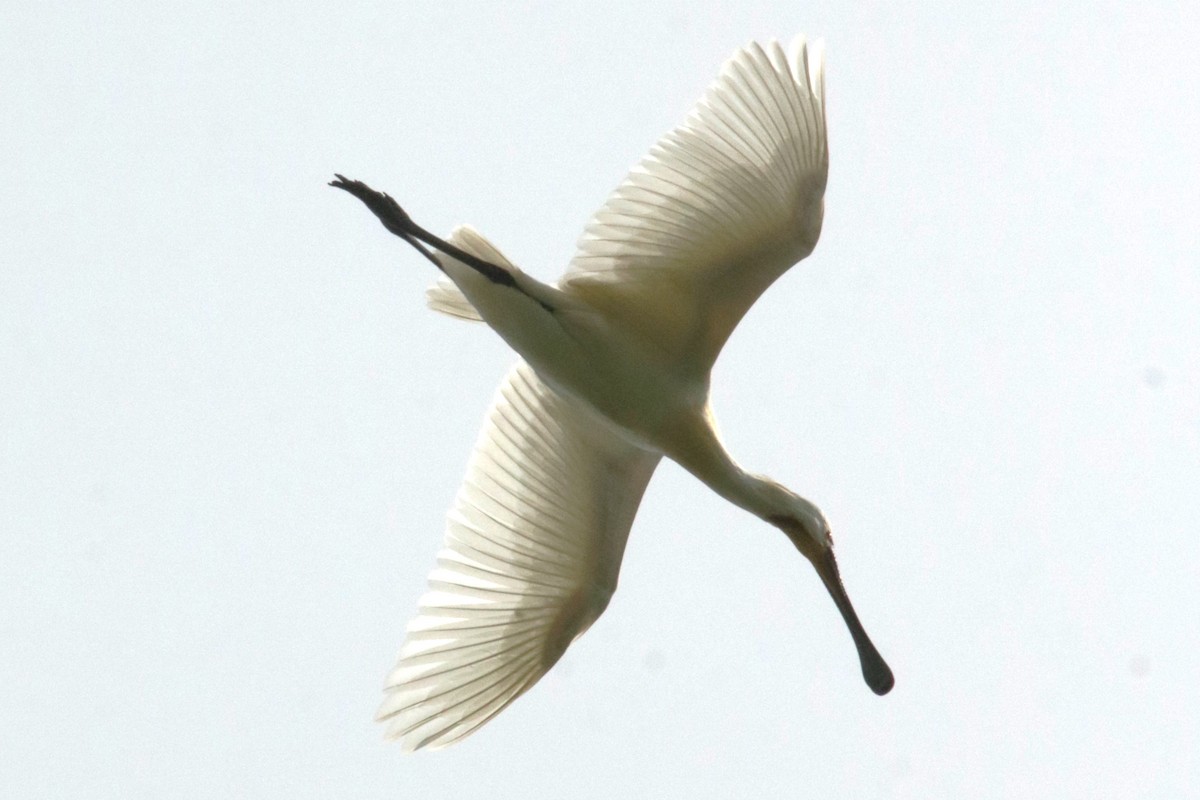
[561,38,828,372]
[377,361,661,751]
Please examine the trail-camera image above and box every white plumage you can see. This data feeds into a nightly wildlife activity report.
[376,360,660,750]
[333,36,892,752]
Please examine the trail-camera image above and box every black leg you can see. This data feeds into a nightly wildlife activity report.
[329,175,519,290]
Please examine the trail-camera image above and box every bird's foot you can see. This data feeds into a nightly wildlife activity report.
[329,174,417,239]
[330,174,448,269]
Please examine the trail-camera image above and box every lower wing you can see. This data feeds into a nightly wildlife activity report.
[377,361,661,750]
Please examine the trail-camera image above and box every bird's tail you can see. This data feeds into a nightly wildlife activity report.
[425,226,517,322]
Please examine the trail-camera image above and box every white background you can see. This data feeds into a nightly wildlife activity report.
[3,2,1197,797]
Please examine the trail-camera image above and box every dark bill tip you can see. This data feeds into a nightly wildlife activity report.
[812,547,895,697]
[861,649,894,695]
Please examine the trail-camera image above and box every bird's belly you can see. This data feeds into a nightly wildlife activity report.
[528,333,708,455]
[479,294,710,454]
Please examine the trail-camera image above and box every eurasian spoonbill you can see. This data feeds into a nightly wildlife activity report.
[332,35,892,751]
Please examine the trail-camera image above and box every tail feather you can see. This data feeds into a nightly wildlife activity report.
[426,277,482,321]
[426,226,518,322]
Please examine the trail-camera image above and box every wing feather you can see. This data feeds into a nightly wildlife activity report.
[561,38,829,370]
[378,362,660,751]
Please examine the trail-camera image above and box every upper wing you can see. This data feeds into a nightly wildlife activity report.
[560,38,828,371]
[377,361,661,751]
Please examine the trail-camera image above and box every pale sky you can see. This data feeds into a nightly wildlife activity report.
[2,2,1198,798]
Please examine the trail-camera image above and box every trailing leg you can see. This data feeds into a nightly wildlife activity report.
[329,175,520,290]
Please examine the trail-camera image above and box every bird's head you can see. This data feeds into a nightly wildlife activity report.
[766,489,832,554]
[767,496,894,696]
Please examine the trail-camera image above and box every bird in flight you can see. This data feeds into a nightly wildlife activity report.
[332,35,892,752]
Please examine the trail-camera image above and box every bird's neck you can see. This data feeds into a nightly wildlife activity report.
[666,411,795,522]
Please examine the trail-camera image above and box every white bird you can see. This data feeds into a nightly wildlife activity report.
[332,35,892,752]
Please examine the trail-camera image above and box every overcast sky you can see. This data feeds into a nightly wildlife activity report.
[3,2,1198,798]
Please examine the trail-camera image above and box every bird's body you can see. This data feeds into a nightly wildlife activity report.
[333,35,892,751]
